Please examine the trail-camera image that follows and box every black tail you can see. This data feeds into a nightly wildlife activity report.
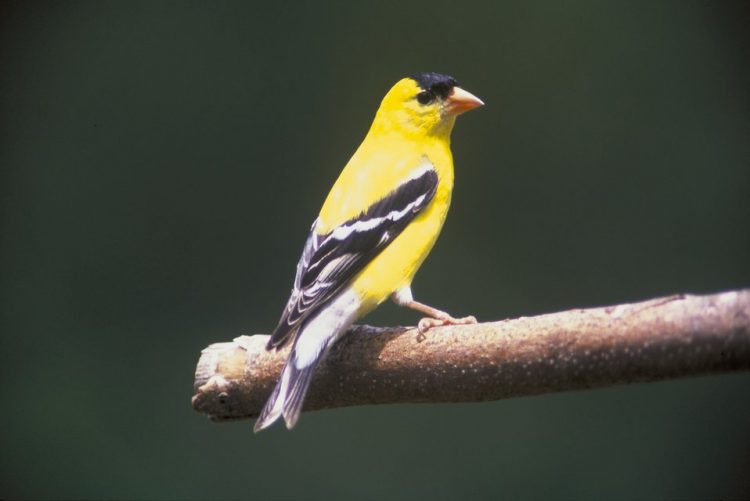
[253,347,324,432]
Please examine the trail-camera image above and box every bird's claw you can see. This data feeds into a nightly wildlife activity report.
[417,314,477,334]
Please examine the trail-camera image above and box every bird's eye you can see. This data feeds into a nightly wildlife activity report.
[416,91,433,105]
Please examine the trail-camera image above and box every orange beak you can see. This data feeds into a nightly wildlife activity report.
[445,86,484,115]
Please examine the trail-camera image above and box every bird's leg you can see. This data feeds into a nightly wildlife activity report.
[408,301,478,333]
[391,287,477,334]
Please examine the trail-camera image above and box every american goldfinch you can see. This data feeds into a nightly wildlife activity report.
[254,72,483,432]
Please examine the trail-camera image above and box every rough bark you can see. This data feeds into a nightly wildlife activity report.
[192,289,750,422]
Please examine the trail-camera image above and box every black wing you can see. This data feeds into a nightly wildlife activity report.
[267,165,439,350]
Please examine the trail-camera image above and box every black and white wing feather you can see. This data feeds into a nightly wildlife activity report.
[267,163,439,350]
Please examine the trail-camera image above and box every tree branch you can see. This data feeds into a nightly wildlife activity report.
[192,289,750,422]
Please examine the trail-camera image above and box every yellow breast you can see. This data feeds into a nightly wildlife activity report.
[322,133,454,313]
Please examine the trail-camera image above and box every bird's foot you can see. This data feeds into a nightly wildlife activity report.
[417,314,477,334]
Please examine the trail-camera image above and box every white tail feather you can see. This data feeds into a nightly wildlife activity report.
[254,288,362,431]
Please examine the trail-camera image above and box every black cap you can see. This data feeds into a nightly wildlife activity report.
[410,72,458,100]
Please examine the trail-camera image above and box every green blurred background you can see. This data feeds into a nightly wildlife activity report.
[1,1,749,499]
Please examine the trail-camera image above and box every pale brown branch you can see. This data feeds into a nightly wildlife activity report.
[192,289,750,422]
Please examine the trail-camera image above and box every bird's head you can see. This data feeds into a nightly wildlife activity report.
[371,72,484,138]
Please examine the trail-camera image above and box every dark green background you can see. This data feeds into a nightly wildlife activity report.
[2,1,749,499]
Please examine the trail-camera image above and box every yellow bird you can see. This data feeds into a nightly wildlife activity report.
[254,72,483,431]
